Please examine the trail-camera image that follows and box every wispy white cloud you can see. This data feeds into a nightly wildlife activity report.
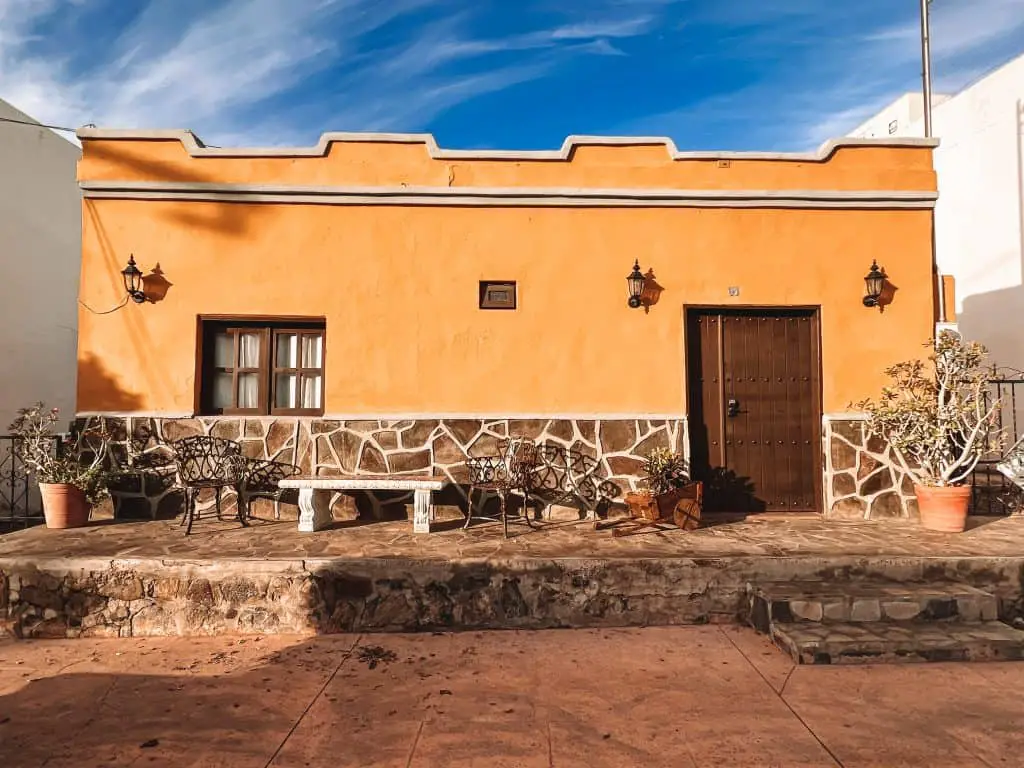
[0,0,664,146]
[617,0,1024,150]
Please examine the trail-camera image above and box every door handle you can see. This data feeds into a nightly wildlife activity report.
[727,398,740,418]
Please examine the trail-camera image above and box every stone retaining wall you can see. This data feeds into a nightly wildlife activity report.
[823,418,919,520]
[78,416,687,520]
[2,555,1021,638]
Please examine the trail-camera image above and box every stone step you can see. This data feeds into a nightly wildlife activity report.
[771,620,1024,665]
[748,581,998,631]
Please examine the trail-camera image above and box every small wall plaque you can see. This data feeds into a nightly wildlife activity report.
[728,286,740,297]
[479,281,517,309]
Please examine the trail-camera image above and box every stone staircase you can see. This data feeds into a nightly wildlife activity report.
[748,581,1024,664]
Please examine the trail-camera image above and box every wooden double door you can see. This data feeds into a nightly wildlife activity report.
[686,309,822,513]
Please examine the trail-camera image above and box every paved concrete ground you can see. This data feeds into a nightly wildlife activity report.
[2,627,1022,767]
[3,514,1024,562]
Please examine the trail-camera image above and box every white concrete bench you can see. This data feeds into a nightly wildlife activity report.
[278,475,448,533]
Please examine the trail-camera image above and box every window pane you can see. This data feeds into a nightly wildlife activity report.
[213,333,234,368]
[237,373,259,408]
[276,334,298,368]
[275,373,297,409]
[238,333,261,368]
[301,334,323,368]
[212,372,233,409]
[300,375,322,409]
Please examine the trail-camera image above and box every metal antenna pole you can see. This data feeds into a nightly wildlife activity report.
[920,0,933,137]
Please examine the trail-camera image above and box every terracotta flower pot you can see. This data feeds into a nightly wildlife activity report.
[914,484,971,533]
[38,483,90,529]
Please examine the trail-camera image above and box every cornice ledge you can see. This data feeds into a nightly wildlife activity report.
[75,127,941,162]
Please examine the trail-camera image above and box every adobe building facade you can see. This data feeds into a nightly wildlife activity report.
[74,128,940,521]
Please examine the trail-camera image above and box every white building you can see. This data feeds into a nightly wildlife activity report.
[851,52,1024,370]
[0,99,81,432]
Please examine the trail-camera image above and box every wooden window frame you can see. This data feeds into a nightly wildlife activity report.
[198,317,326,416]
[269,328,326,417]
[479,280,517,310]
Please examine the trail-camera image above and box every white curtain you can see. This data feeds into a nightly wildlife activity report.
[213,333,233,368]
[302,335,323,368]
[239,333,260,367]
[212,372,232,409]
[237,373,259,408]
[300,375,321,409]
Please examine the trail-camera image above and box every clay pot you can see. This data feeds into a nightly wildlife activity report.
[38,483,90,529]
[914,484,971,533]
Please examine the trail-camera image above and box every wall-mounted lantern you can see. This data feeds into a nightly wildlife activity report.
[627,260,646,309]
[863,260,886,307]
[121,255,146,304]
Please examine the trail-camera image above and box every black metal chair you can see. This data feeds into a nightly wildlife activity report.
[532,444,620,517]
[465,437,541,537]
[170,436,247,535]
[237,458,300,520]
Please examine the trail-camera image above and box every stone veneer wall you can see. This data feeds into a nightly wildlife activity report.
[78,416,687,520]
[823,418,918,520]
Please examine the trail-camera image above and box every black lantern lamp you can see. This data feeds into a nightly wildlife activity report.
[627,259,646,309]
[862,260,886,307]
[121,255,146,304]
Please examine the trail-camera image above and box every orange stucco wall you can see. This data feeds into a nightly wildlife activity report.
[76,136,937,415]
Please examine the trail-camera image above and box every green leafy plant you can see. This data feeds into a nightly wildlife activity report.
[8,403,111,506]
[855,331,1003,488]
[641,447,690,495]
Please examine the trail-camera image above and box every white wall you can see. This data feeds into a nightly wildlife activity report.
[851,55,1024,370]
[0,100,81,433]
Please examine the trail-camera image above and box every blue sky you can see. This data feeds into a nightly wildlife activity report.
[1,0,1023,151]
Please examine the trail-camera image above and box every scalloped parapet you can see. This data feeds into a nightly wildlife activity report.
[76,128,939,194]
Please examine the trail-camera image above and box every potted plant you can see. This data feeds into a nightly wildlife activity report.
[9,404,110,529]
[856,332,1002,533]
[623,448,692,521]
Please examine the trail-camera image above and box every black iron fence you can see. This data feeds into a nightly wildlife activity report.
[0,435,61,531]
[971,367,1024,516]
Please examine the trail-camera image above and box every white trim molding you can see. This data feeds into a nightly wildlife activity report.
[76,127,939,162]
[822,412,870,423]
[80,180,939,209]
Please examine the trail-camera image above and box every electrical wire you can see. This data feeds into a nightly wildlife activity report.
[78,296,129,315]
[0,116,89,133]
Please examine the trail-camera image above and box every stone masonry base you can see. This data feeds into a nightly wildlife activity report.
[79,416,687,521]
[3,555,1021,638]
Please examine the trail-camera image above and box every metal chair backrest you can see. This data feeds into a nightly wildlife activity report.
[500,438,540,483]
[171,436,244,485]
[997,435,1024,487]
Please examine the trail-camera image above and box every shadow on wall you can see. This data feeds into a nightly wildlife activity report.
[960,286,1024,370]
[76,353,145,416]
[86,141,254,237]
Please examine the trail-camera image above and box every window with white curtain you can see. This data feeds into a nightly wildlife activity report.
[200,319,325,415]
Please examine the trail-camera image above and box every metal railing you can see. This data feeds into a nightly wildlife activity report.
[0,435,60,531]
[971,368,1024,516]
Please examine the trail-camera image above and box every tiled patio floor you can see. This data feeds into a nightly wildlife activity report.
[2,513,1024,563]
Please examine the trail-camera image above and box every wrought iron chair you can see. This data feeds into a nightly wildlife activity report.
[997,435,1024,501]
[532,444,620,518]
[237,458,300,520]
[170,436,247,535]
[464,438,541,537]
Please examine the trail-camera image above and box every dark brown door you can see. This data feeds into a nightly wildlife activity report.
[687,309,821,513]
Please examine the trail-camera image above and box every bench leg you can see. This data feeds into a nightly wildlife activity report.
[413,489,434,533]
[297,489,333,532]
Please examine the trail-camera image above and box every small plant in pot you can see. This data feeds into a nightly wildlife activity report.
[623,448,691,521]
[9,404,110,529]
[856,332,1002,533]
